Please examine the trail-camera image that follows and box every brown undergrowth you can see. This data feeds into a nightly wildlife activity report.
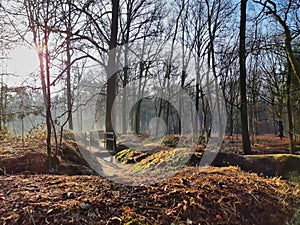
[0,133,300,224]
[0,166,299,225]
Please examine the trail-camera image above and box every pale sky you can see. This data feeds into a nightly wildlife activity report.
[5,46,39,86]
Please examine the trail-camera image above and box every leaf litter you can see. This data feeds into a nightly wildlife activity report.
[0,137,299,225]
[0,166,299,225]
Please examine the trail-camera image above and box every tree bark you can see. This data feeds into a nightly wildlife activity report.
[287,62,295,154]
[66,0,73,130]
[121,1,132,134]
[106,0,119,151]
[38,47,52,157]
[239,0,252,154]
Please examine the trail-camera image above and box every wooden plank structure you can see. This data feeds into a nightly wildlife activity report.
[105,131,116,151]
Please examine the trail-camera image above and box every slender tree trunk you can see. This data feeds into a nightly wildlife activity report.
[45,33,59,156]
[287,62,295,154]
[135,99,142,134]
[239,0,252,154]
[134,60,144,134]
[106,0,119,151]
[285,39,300,84]
[66,3,73,130]
[195,83,200,137]
[200,90,208,143]
[229,103,234,137]
[122,63,128,134]
[36,32,52,157]
[156,98,164,138]
[165,75,170,134]
[206,0,225,143]
[25,0,54,156]
[38,49,52,157]
[122,2,132,134]
[274,9,300,84]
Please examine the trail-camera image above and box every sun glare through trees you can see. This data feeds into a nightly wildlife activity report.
[0,0,300,224]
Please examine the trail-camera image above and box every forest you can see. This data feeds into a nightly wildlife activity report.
[0,0,300,224]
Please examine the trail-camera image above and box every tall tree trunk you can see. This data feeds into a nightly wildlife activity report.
[122,62,128,134]
[134,38,148,135]
[135,99,142,134]
[287,62,295,154]
[66,1,73,130]
[25,0,54,157]
[134,61,144,134]
[239,0,252,154]
[230,114,234,140]
[45,33,58,156]
[121,1,132,134]
[285,37,300,84]
[206,0,225,144]
[38,47,52,157]
[106,0,119,151]
[195,82,200,137]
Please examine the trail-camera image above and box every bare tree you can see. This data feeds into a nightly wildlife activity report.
[60,0,74,130]
[106,0,120,151]
[253,0,300,84]
[119,0,165,134]
[239,0,252,154]
[286,61,296,153]
[24,0,59,156]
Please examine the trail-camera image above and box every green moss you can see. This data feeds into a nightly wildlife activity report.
[116,148,134,162]
[245,154,300,160]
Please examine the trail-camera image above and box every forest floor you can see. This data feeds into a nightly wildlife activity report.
[0,133,300,224]
[222,134,300,155]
